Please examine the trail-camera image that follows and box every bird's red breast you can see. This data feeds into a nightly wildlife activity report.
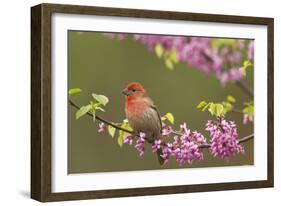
[125,96,150,119]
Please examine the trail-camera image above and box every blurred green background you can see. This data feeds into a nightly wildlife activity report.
[68,31,254,174]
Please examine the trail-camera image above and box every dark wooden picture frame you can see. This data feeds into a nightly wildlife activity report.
[31,3,274,202]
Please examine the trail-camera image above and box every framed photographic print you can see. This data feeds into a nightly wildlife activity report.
[31,3,274,202]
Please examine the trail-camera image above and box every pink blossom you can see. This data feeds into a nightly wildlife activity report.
[243,114,254,125]
[161,125,173,137]
[134,132,146,156]
[123,135,133,145]
[98,122,107,133]
[160,124,206,165]
[206,118,245,159]
[103,33,251,85]
[152,139,162,152]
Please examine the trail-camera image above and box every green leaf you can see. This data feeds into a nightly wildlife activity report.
[243,105,254,116]
[222,101,233,112]
[117,131,124,147]
[75,104,91,120]
[202,102,211,111]
[108,125,116,138]
[197,101,207,109]
[155,44,164,58]
[92,93,109,106]
[243,60,253,69]
[242,101,254,119]
[121,121,133,134]
[208,103,224,117]
[216,104,224,117]
[227,95,236,103]
[169,50,178,64]
[68,88,82,95]
[95,106,105,112]
[165,59,174,70]
[241,60,253,76]
[163,113,174,124]
[208,103,216,116]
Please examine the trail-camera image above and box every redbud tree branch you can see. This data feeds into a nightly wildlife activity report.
[235,81,254,99]
[69,99,132,134]
[69,99,254,148]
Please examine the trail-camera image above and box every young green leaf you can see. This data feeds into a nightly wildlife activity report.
[208,103,224,117]
[243,105,254,116]
[163,112,174,124]
[75,104,91,120]
[95,106,105,112]
[92,93,109,106]
[108,125,116,138]
[208,103,216,116]
[243,60,253,69]
[197,101,207,109]
[165,58,174,70]
[216,104,224,117]
[117,131,124,147]
[120,121,133,134]
[222,101,233,112]
[68,88,82,95]
[227,95,236,103]
[241,60,253,76]
[202,102,211,111]
[169,49,178,64]
[155,44,164,58]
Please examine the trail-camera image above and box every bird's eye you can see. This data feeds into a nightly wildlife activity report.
[132,89,136,92]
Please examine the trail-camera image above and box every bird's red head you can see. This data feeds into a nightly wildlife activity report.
[122,82,147,100]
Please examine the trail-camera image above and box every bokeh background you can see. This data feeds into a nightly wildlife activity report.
[68,31,254,174]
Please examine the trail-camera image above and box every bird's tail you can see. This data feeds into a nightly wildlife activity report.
[157,148,165,165]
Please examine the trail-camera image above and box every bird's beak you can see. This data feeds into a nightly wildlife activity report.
[122,89,130,96]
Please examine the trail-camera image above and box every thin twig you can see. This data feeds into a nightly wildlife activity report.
[198,133,254,149]
[231,109,244,114]
[69,99,133,134]
[171,130,184,136]
[238,133,254,144]
[236,81,254,99]
[69,99,254,149]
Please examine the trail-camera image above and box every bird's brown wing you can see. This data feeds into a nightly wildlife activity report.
[151,104,163,132]
[151,104,165,165]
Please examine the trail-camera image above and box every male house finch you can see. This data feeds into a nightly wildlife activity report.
[122,82,164,165]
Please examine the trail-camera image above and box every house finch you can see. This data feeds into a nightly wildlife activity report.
[122,82,164,165]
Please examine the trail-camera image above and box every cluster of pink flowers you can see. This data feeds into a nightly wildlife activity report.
[163,123,206,165]
[103,33,254,85]
[206,117,245,159]
[132,123,206,165]
[98,119,245,164]
[160,123,206,165]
